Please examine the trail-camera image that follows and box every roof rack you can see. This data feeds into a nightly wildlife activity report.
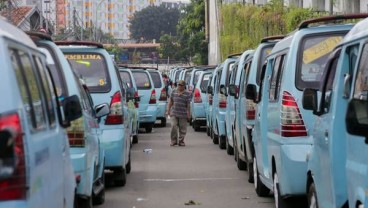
[117,65,158,70]
[261,35,285,43]
[298,13,368,30]
[227,53,242,59]
[54,41,104,48]
[25,31,53,41]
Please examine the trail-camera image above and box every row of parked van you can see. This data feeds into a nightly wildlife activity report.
[170,14,368,208]
[0,17,168,208]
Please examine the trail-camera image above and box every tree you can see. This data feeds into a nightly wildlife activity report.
[176,0,208,65]
[129,5,181,41]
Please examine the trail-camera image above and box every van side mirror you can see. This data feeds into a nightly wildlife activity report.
[246,84,257,102]
[228,84,236,97]
[302,88,319,115]
[95,103,110,118]
[63,95,82,127]
[220,85,227,95]
[207,86,213,95]
[0,131,16,179]
[346,99,368,144]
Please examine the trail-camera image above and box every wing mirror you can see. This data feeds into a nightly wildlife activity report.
[95,103,110,118]
[207,86,213,95]
[245,84,257,102]
[62,95,82,128]
[346,99,368,144]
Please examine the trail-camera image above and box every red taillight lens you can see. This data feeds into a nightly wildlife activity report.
[105,91,124,125]
[159,88,167,101]
[281,91,307,137]
[194,88,202,103]
[219,94,227,108]
[149,89,157,104]
[134,91,139,108]
[246,100,256,120]
[0,113,26,200]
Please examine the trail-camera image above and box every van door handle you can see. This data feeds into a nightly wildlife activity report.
[324,130,329,143]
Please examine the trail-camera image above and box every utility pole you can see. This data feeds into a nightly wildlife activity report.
[7,0,12,24]
[73,7,77,39]
[329,0,333,15]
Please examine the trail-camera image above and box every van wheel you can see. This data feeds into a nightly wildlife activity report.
[126,151,131,174]
[78,195,92,208]
[247,161,254,183]
[226,138,234,155]
[219,135,226,149]
[307,182,318,208]
[93,173,105,205]
[212,130,219,144]
[206,126,210,136]
[114,167,127,187]
[193,121,200,132]
[254,157,270,197]
[145,125,153,133]
[273,172,287,208]
[236,151,247,170]
[132,135,138,144]
[160,118,167,127]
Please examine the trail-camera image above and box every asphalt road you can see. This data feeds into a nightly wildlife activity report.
[99,122,277,208]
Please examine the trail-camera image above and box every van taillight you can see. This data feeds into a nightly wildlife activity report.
[0,113,26,200]
[134,91,139,108]
[281,91,307,137]
[159,88,167,101]
[219,94,227,108]
[105,91,124,125]
[194,88,202,103]
[246,100,256,120]
[208,95,213,105]
[67,131,85,147]
[149,89,157,104]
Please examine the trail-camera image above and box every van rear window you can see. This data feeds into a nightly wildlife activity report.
[119,71,133,88]
[200,73,211,92]
[132,71,152,89]
[148,71,162,88]
[65,53,111,93]
[297,34,345,89]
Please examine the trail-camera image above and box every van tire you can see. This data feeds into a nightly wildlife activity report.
[212,130,219,144]
[254,157,270,197]
[247,161,254,183]
[160,118,167,127]
[93,173,105,205]
[219,135,226,149]
[132,135,138,144]
[226,138,234,155]
[273,172,287,208]
[114,167,127,187]
[206,126,210,136]
[78,195,92,208]
[145,125,153,133]
[126,151,131,174]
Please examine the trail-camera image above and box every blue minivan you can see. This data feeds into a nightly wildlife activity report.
[0,18,78,208]
[147,69,168,127]
[227,50,253,156]
[28,32,109,207]
[57,41,132,187]
[247,15,357,207]
[212,55,240,150]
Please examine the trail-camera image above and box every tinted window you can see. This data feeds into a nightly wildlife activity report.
[65,53,111,93]
[269,54,286,101]
[119,71,133,88]
[297,34,345,89]
[132,71,152,89]
[354,43,368,100]
[149,71,162,88]
[200,73,212,92]
[11,48,46,130]
[256,46,273,85]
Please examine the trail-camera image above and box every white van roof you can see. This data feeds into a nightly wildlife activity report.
[343,17,368,43]
[0,16,36,47]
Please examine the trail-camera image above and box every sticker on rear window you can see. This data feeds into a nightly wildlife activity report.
[303,36,343,64]
[99,79,105,86]
[144,82,149,87]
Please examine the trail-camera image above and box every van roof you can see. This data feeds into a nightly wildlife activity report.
[343,17,368,43]
[0,17,36,47]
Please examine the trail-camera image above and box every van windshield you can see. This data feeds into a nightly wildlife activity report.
[297,34,345,89]
[64,53,111,93]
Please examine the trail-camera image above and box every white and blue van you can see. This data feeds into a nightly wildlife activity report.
[0,18,79,208]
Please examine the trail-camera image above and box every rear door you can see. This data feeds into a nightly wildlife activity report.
[132,70,154,112]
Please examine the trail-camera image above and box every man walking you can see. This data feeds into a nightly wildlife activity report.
[166,80,191,146]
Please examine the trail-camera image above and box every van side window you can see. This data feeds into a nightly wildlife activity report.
[353,43,368,100]
[269,54,286,101]
[10,48,46,130]
[33,56,56,127]
[242,61,252,93]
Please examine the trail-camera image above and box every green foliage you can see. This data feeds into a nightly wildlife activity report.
[129,5,181,41]
[158,34,179,60]
[176,0,207,65]
[219,1,325,61]
[105,44,127,62]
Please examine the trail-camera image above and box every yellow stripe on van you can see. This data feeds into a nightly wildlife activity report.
[303,36,343,64]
